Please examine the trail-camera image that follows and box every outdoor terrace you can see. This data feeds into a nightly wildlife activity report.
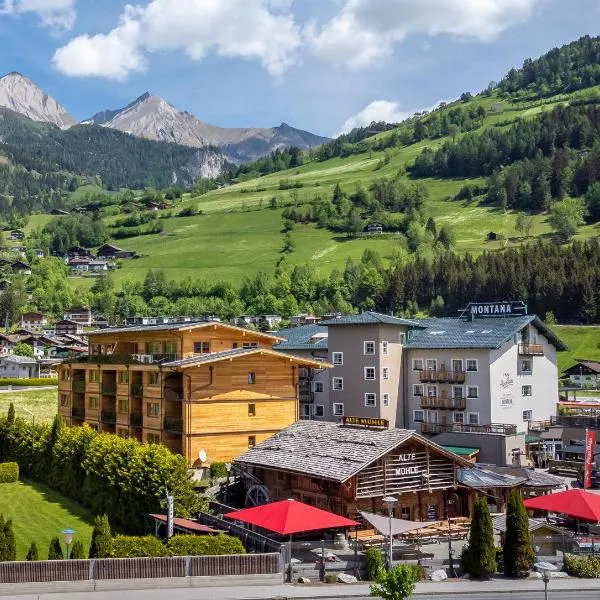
[418,370,465,383]
[420,396,466,410]
[421,422,518,435]
[518,344,544,356]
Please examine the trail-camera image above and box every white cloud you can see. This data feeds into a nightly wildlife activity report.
[0,0,76,30]
[336,100,410,136]
[53,0,301,80]
[309,0,541,69]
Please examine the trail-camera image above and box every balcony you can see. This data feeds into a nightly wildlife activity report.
[130,412,143,427]
[130,383,143,398]
[551,414,600,428]
[71,406,85,419]
[164,388,183,402]
[164,417,183,433]
[72,381,85,394]
[102,382,116,395]
[420,396,466,410]
[518,344,544,356]
[421,422,518,435]
[101,410,116,423]
[64,353,182,365]
[418,370,466,383]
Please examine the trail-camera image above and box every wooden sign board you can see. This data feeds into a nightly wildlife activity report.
[342,416,389,428]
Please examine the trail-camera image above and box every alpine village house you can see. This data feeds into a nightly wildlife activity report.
[58,321,329,464]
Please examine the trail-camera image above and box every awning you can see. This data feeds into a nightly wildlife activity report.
[224,499,358,535]
[359,512,427,536]
[523,489,600,522]
[442,445,480,457]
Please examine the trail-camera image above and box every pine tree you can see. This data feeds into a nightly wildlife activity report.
[89,514,112,558]
[48,536,64,560]
[504,490,535,576]
[26,542,39,561]
[70,539,86,559]
[3,519,16,562]
[6,403,14,426]
[0,514,6,561]
[461,498,496,578]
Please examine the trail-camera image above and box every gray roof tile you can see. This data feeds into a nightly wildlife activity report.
[274,324,329,351]
[162,347,255,367]
[320,311,421,327]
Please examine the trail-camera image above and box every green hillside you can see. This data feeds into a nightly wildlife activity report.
[555,325,600,372]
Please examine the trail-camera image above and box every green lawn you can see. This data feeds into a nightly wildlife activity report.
[0,479,94,560]
[0,388,57,423]
[554,325,600,373]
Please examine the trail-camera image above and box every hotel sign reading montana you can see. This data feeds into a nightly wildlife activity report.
[466,301,527,318]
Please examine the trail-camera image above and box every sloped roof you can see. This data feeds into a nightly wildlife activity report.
[492,515,566,534]
[484,466,564,489]
[406,315,567,351]
[563,360,600,375]
[235,420,472,483]
[274,324,329,351]
[320,311,421,327]
[457,467,523,488]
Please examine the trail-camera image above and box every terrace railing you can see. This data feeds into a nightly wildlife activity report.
[421,422,517,435]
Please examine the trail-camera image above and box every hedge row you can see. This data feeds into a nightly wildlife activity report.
[110,534,246,558]
[0,415,202,534]
[564,555,600,577]
[0,462,18,483]
[0,378,58,387]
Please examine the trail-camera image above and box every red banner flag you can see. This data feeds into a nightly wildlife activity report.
[584,429,597,489]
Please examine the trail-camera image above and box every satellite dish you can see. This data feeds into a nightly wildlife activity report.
[198,449,207,463]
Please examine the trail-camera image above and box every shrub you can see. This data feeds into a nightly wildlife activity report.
[0,462,18,483]
[365,547,384,580]
[324,574,337,584]
[70,539,86,559]
[177,206,200,217]
[209,462,228,479]
[111,535,168,558]
[504,490,535,576]
[48,536,64,560]
[461,497,496,578]
[0,378,58,387]
[370,564,418,600]
[564,555,600,577]
[167,534,245,556]
[26,541,39,561]
[89,514,112,558]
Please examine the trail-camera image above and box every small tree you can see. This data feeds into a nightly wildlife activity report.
[89,514,112,558]
[6,403,14,426]
[26,541,39,561]
[548,199,585,242]
[3,519,16,561]
[461,497,496,578]
[70,539,86,559]
[370,564,418,600]
[504,490,535,577]
[13,342,34,358]
[48,536,64,560]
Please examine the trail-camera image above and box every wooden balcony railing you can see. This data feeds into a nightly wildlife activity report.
[102,382,116,395]
[551,414,600,428]
[420,396,466,410]
[518,344,544,356]
[164,417,183,433]
[418,370,466,383]
[421,422,518,435]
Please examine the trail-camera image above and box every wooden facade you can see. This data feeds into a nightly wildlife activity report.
[58,322,329,464]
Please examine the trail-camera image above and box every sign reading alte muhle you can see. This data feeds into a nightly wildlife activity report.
[342,416,389,428]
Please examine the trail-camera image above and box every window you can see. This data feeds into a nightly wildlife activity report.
[452,386,464,399]
[426,359,437,371]
[248,403,256,417]
[165,341,178,356]
[333,403,344,416]
[88,396,98,409]
[365,393,377,407]
[88,370,100,382]
[467,386,478,398]
[364,367,376,381]
[148,372,159,386]
[426,385,438,397]
[314,405,324,417]
[243,341,259,348]
[400,506,410,520]
[521,359,532,372]
[523,410,533,421]
[364,341,375,355]
[428,411,439,424]
[147,433,161,444]
[399,333,406,345]
[383,393,390,407]
[412,359,424,371]
[194,341,211,354]
[247,372,256,384]
[118,398,129,413]
[248,435,256,448]
[452,359,464,372]
[522,385,532,396]
[301,404,311,417]
[333,377,343,391]
[60,394,69,407]
[413,384,424,397]
[468,412,479,425]
[313,381,324,393]
[147,403,160,418]
[332,352,343,365]
[466,359,478,372]
[147,342,162,355]
[413,410,424,423]
[382,341,389,354]
[382,367,389,380]
[118,371,129,384]
[232,342,238,349]
[453,412,464,424]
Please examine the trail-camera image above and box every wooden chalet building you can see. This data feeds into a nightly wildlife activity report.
[58,321,329,465]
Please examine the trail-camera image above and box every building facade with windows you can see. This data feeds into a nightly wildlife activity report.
[57,321,329,465]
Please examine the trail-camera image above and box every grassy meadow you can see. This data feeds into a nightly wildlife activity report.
[0,388,57,423]
[554,325,600,372]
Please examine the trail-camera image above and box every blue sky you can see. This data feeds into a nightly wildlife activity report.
[0,0,599,137]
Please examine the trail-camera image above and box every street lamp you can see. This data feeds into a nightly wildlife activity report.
[382,496,397,570]
[534,562,558,600]
[62,529,76,560]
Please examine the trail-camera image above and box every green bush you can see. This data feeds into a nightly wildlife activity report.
[0,462,18,483]
[48,536,63,560]
[364,547,384,580]
[167,534,246,556]
[209,462,228,479]
[564,555,600,577]
[111,535,168,558]
[89,514,112,558]
[70,539,86,559]
[0,378,58,387]
[324,574,337,584]
[26,541,39,561]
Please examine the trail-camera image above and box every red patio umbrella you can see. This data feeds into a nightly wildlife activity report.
[224,499,359,535]
[523,489,600,522]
